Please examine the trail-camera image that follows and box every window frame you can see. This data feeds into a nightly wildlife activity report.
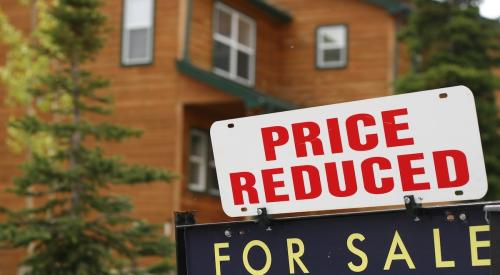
[187,129,219,196]
[207,152,219,196]
[316,24,349,69]
[121,0,156,66]
[212,2,257,86]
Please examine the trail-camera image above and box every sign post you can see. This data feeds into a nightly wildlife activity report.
[485,205,500,275]
[175,211,196,275]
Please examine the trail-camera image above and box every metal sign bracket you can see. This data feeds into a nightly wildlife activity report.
[404,195,423,221]
[256,207,273,229]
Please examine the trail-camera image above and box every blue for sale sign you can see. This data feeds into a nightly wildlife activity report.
[176,202,494,275]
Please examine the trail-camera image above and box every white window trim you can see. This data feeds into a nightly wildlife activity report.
[188,129,208,192]
[316,24,348,69]
[213,2,256,86]
[121,0,155,66]
[207,159,220,196]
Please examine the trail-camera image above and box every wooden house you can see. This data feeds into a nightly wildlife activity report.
[0,0,410,273]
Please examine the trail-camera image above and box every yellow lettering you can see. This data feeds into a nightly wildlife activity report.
[383,231,415,270]
[433,228,455,268]
[287,238,310,274]
[243,240,272,275]
[347,233,368,272]
[214,242,230,275]
[469,225,491,266]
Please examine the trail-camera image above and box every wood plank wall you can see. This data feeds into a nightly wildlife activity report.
[269,0,397,106]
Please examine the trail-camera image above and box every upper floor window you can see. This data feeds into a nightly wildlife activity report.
[188,129,219,196]
[213,2,256,86]
[316,24,348,69]
[122,0,155,65]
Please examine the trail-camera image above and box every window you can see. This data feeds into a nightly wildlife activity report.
[188,129,219,195]
[316,25,348,69]
[213,2,256,86]
[122,0,154,65]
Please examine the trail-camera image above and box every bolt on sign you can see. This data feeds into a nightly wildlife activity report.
[176,203,493,275]
[210,86,488,217]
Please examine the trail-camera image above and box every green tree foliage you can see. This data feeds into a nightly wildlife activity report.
[0,0,58,156]
[396,0,500,198]
[0,1,175,274]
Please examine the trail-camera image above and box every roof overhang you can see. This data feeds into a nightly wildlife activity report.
[247,0,293,23]
[365,0,411,15]
[176,60,296,112]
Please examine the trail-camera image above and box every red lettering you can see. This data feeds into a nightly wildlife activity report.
[362,157,394,194]
[382,108,414,147]
[262,168,289,202]
[325,161,358,197]
[346,114,378,151]
[230,172,259,205]
[261,126,289,161]
[292,122,324,158]
[433,150,469,188]
[398,153,430,191]
[326,118,343,154]
[291,165,322,200]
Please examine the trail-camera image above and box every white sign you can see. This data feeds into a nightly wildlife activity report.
[210,86,488,217]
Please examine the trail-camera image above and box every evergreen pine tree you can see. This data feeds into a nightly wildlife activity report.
[396,0,500,198]
[0,1,174,274]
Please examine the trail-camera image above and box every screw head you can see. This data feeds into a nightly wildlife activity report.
[404,197,411,204]
[224,229,232,238]
[459,213,467,221]
[257,209,263,215]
